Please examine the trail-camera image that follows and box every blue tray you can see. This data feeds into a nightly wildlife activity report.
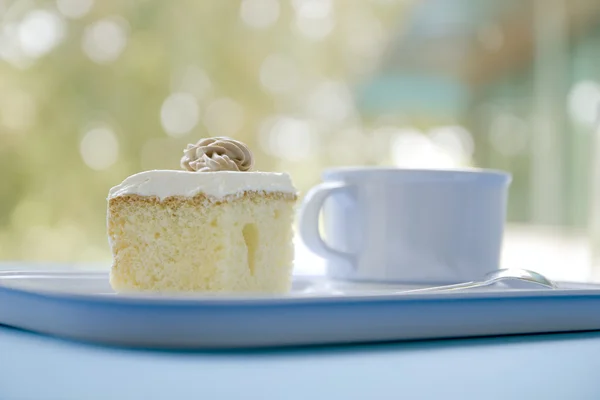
[1,267,599,349]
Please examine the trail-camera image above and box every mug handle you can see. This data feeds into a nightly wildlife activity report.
[298,181,355,264]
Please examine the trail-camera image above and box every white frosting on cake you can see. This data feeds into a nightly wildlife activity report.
[108,170,295,200]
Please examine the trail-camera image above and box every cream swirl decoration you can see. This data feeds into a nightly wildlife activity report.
[181,137,254,172]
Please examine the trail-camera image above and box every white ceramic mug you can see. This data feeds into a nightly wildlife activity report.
[299,168,512,284]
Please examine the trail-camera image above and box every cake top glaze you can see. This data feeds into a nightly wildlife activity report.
[108,170,295,200]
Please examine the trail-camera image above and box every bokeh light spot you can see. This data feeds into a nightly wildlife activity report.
[308,81,354,123]
[240,0,280,29]
[171,66,212,101]
[343,9,384,62]
[292,0,333,19]
[56,0,94,19]
[82,17,128,64]
[18,10,66,58]
[568,80,600,127]
[429,125,474,160]
[261,116,314,162]
[293,14,334,40]
[79,127,119,170]
[0,23,31,68]
[392,128,461,168]
[160,92,200,137]
[292,0,334,40]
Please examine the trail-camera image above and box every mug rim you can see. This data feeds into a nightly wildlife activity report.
[322,167,511,185]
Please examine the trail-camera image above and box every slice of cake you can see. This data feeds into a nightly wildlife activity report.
[107,137,297,293]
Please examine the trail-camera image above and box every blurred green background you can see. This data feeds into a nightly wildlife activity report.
[1,0,600,269]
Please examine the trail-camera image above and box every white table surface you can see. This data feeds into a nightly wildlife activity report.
[2,325,600,400]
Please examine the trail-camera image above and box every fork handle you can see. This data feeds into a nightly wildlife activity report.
[400,281,489,294]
